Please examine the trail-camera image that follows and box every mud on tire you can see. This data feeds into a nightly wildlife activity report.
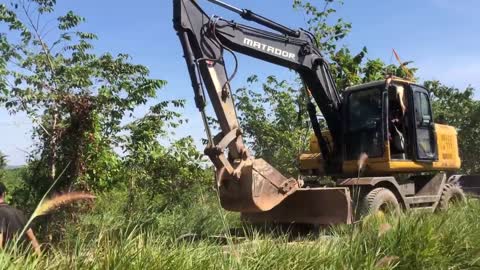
[439,183,465,210]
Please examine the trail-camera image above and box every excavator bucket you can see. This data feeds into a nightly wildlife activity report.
[218,158,352,226]
[242,187,353,225]
[219,159,300,213]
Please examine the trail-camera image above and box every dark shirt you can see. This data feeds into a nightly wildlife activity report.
[0,203,28,244]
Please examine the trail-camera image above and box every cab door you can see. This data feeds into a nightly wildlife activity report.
[411,85,438,161]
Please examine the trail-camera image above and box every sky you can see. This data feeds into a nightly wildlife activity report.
[0,0,479,165]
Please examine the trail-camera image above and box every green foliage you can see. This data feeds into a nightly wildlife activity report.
[331,47,417,90]
[293,0,417,90]
[1,167,26,204]
[57,11,84,30]
[0,1,212,244]
[293,0,351,56]
[426,81,480,173]
[235,75,309,176]
[0,0,166,197]
[111,98,213,211]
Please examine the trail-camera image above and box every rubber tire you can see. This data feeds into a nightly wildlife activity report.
[439,183,465,210]
[358,188,401,218]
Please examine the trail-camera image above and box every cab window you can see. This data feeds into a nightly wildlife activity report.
[414,91,432,126]
[345,87,383,160]
[411,85,436,160]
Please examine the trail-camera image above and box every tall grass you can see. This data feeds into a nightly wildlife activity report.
[1,193,479,270]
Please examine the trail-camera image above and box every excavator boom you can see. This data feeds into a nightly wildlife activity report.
[173,0,345,213]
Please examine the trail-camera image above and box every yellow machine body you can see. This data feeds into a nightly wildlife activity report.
[300,124,460,176]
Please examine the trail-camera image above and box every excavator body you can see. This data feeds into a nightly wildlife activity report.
[244,77,463,225]
[174,0,468,225]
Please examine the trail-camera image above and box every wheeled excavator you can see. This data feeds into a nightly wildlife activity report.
[173,0,468,225]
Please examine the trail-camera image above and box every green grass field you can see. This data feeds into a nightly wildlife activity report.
[0,193,479,270]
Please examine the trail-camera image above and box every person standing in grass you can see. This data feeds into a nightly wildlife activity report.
[0,182,41,255]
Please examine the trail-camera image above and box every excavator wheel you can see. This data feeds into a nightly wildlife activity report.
[439,184,465,210]
[357,188,400,219]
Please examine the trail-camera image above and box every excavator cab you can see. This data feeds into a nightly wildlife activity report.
[301,77,460,177]
[345,78,438,163]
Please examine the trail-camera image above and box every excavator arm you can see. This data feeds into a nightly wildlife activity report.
[173,0,344,213]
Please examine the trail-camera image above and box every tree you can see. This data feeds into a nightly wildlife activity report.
[292,0,417,90]
[119,100,212,210]
[293,0,351,57]
[331,47,417,90]
[0,0,165,198]
[0,2,216,228]
[235,75,310,176]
